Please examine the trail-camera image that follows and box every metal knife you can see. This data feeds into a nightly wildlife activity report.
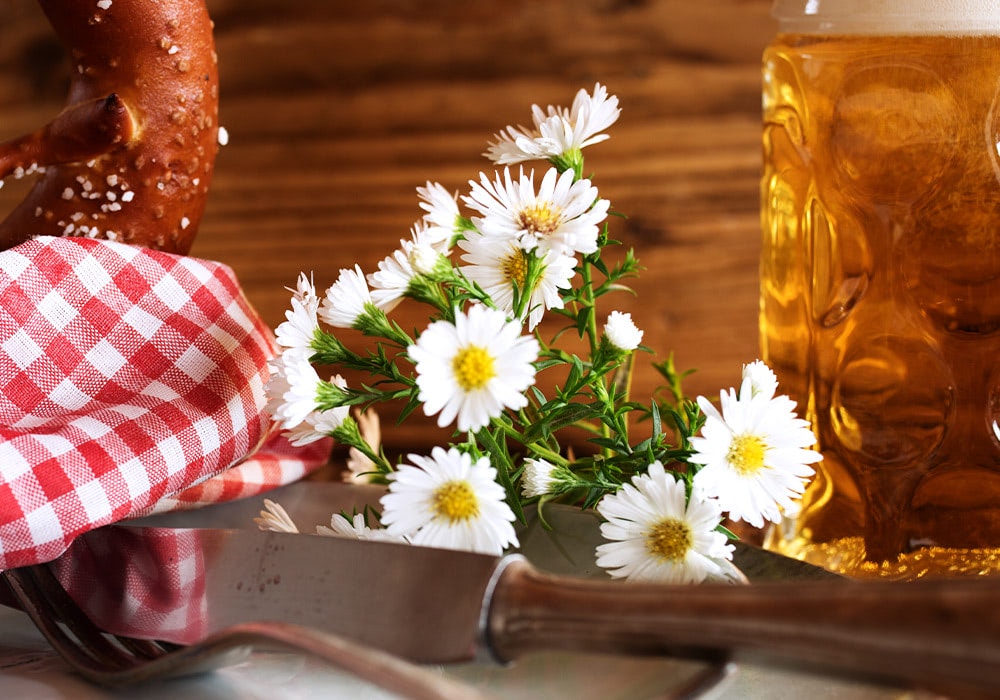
[115,479,844,584]
[17,483,1000,695]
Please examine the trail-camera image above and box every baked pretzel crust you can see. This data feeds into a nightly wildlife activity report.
[0,0,220,254]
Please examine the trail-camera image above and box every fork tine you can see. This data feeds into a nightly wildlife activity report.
[113,635,168,660]
[1,565,139,674]
[2,563,500,698]
[2,563,512,698]
[21,564,138,669]
[2,563,727,700]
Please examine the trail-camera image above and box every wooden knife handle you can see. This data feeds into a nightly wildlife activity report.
[485,558,1000,695]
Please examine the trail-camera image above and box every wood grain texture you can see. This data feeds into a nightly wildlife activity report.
[0,0,775,451]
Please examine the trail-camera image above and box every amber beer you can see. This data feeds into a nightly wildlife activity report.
[761,1,1000,578]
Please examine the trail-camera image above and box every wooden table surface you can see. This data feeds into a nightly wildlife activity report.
[0,0,775,453]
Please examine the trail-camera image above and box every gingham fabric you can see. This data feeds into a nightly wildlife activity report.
[145,433,330,514]
[0,236,328,571]
[40,435,332,643]
[51,524,210,643]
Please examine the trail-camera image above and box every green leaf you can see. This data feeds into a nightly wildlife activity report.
[524,402,600,442]
[534,358,565,372]
[589,436,629,453]
[396,389,423,424]
[716,523,739,540]
[477,427,524,522]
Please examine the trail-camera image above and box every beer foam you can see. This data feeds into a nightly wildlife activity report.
[773,0,1000,35]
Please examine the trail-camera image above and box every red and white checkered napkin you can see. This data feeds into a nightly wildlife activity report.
[0,236,329,571]
[53,525,212,643]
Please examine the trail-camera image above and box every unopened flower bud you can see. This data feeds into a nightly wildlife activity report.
[741,359,779,400]
[521,458,559,497]
[603,311,643,352]
[407,242,443,277]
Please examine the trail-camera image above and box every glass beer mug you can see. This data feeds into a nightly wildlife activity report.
[760,0,1000,578]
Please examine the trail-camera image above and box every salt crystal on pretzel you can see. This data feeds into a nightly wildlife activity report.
[0,0,221,254]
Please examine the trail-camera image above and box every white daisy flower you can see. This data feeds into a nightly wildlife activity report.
[539,83,621,154]
[284,407,343,446]
[368,239,419,313]
[367,225,449,312]
[289,271,319,306]
[408,303,539,432]
[380,446,518,555]
[274,272,322,354]
[485,83,621,165]
[316,512,406,543]
[319,264,373,328]
[463,166,609,257]
[282,273,319,317]
[254,499,299,534]
[603,310,643,352]
[274,295,321,355]
[458,233,576,330]
[689,377,822,529]
[484,126,557,166]
[266,350,323,430]
[742,359,779,400]
[284,374,351,446]
[595,462,733,584]
[417,181,462,250]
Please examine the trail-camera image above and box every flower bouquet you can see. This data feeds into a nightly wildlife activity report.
[261,84,822,584]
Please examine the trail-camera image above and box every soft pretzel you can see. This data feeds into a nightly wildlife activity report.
[0,0,220,254]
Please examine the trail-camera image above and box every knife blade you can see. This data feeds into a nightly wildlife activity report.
[22,483,1000,695]
[123,479,844,583]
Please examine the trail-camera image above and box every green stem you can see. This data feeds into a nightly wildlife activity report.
[331,418,393,475]
[578,260,600,358]
[524,442,568,467]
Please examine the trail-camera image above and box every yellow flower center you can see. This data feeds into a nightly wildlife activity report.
[433,480,480,522]
[452,345,496,391]
[726,433,767,475]
[516,202,561,237]
[500,248,528,287]
[645,518,693,563]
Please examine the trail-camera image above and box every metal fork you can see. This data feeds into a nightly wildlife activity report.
[0,562,492,700]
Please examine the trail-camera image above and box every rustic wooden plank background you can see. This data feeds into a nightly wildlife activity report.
[0,0,775,452]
